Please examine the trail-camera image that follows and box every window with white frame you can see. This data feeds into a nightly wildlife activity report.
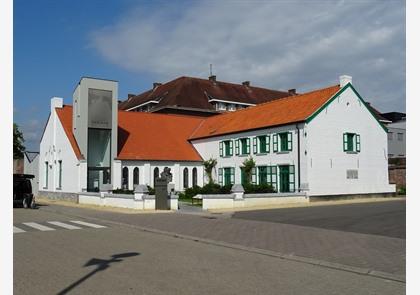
[343,133,360,152]
[388,132,393,141]
[235,138,250,155]
[218,167,235,186]
[397,133,404,141]
[273,132,292,152]
[219,140,233,157]
[57,160,62,189]
[253,135,270,154]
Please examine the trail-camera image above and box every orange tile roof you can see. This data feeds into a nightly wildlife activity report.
[189,84,341,140]
[117,111,203,161]
[55,106,84,160]
[56,106,204,161]
[56,84,341,161]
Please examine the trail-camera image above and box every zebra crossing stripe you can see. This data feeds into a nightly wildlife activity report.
[23,222,55,231]
[13,226,25,233]
[47,221,81,230]
[69,220,106,229]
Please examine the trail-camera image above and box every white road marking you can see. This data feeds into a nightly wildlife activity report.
[13,226,26,233]
[23,222,55,231]
[47,221,82,230]
[69,220,107,229]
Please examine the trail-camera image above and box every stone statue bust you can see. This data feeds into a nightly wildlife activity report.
[160,167,173,182]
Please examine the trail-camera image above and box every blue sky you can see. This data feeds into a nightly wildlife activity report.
[14,0,405,151]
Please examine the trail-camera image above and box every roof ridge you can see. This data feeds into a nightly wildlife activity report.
[118,109,205,120]
[200,84,340,122]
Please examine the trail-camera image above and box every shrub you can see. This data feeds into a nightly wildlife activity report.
[243,183,276,194]
[147,185,155,195]
[112,188,134,194]
[397,186,406,195]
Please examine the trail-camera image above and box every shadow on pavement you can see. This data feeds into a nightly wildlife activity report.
[57,252,140,295]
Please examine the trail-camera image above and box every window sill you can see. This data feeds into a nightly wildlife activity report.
[56,187,62,190]
[255,153,269,156]
[345,151,359,154]
[276,151,291,154]
[238,154,250,157]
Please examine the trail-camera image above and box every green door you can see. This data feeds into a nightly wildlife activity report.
[279,166,289,192]
[279,165,295,193]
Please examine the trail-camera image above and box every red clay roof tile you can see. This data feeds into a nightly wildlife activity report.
[189,84,341,140]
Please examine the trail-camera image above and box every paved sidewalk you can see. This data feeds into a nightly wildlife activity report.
[41,203,405,278]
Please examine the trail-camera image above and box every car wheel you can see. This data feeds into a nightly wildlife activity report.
[30,198,36,209]
[22,198,28,209]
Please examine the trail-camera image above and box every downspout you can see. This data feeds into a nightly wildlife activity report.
[296,124,301,192]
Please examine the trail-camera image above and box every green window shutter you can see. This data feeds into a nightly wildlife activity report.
[266,135,270,153]
[230,167,235,184]
[251,167,256,184]
[289,165,295,192]
[273,134,278,152]
[235,139,240,155]
[219,142,224,156]
[356,134,361,152]
[229,140,233,156]
[218,168,223,185]
[241,167,246,184]
[287,132,293,151]
[246,138,250,154]
[253,137,257,154]
[271,166,278,191]
[343,133,348,152]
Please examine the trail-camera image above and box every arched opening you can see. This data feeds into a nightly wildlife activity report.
[133,167,139,188]
[192,167,198,187]
[153,167,159,186]
[183,167,189,188]
[122,167,129,189]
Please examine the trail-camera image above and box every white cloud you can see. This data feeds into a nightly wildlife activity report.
[90,0,405,112]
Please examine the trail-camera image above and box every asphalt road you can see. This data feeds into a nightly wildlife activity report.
[233,200,406,238]
[14,207,404,295]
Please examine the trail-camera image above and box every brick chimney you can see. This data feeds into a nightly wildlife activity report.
[127,94,136,99]
[288,89,296,96]
[242,81,250,87]
[209,75,216,82]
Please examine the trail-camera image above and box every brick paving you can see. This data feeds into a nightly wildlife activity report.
[43,204,405,276]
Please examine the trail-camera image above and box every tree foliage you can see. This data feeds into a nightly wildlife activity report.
[242,156,256,184]
[203,158,217,183]
[13,123,25,159]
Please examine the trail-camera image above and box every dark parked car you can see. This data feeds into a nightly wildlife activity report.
[13,174,35,208]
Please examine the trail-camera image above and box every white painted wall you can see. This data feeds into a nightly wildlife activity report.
[119,160,203,191]
[387,121,406,158]
[191,124,305,190]
[39,99,81,193]
[23,153,39,196]
[306,85,395,196]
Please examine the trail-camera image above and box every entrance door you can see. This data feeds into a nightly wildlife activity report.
[279,165,290,193]
[279,165,295,193]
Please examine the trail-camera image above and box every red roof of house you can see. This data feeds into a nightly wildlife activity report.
[56,84,342,161]
[117,111,203,161]
[189,84,341,140]
[56,105,203,161]
[118,76,291,112]
[55,106,84,160]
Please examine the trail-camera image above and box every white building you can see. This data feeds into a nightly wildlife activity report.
[38,75,395,200]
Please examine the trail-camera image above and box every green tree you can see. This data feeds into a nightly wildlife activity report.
[242,156,256,184]
[13,123,25,159]
[203,158,217,183]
